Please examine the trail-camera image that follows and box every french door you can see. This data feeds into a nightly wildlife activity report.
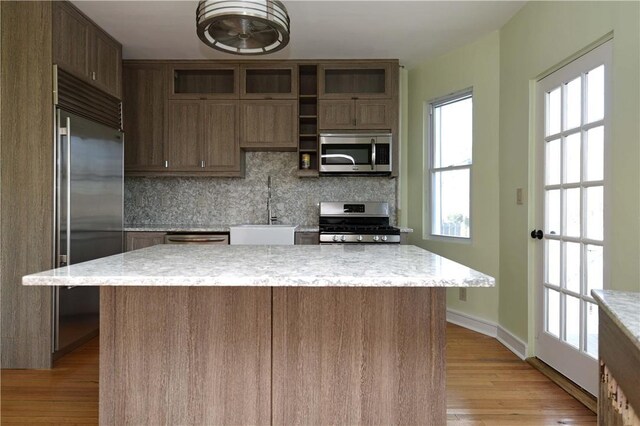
[535,40,611,395]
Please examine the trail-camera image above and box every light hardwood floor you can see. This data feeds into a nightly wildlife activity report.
[1,323,596,425]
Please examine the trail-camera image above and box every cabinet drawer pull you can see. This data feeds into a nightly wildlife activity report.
[201,160,205,168]
[164,160,169,168]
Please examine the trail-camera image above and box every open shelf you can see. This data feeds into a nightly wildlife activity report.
[297,65,319,176]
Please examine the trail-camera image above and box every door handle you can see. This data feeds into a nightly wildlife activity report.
[371,138,376,171]
[530,229,543,240]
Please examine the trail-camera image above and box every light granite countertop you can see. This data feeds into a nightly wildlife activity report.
[23,244,492,288]
[124,224,413,233]
[592,289,640,351]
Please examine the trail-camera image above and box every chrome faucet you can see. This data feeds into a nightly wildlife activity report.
[267,175,276,225]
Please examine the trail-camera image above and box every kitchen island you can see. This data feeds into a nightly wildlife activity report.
[24,244,494,425]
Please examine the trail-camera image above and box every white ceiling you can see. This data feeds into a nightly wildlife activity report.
[72,0,525,69]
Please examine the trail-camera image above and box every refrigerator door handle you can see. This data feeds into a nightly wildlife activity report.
[62,116,71,267]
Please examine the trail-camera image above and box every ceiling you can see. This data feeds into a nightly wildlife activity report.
[72,1,525,69]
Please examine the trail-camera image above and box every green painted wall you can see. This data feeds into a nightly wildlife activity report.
[407,31,501,323]
[404,1,639,347]
[499,1,640,343]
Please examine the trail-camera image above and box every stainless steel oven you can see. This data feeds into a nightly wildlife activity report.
[319,202,400,244]
[319,133,392,174]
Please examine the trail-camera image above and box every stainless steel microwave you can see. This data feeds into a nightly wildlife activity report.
[319,133,392,174]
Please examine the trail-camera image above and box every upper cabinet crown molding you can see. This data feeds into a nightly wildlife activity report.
[52,0,122,99]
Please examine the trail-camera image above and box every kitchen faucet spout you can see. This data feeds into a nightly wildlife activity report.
[267,176,275,225]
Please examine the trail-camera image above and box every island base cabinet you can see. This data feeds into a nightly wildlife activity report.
[99,287,272,425]
[272,287,446,425]
[100,287,446,425]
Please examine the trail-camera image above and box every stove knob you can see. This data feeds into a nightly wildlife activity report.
[381,235,388,242]
[356,235,363,242]
[373,235,380,242]
[332,235,339,242]
[340,235,346,242]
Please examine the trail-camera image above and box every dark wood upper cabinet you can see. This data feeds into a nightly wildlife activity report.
[354,99,394,129]
[240,64,297,99]
[240,100,297,150]
[52,1,122,99]
[90,29,122,98]
[319,63,394,99]
[123,63,166,171]
[52,1,90,79]
[318,100,355,129]
[163,99,243,175]
[319,99,393,130]
[201,101,241,172]
[122,60,398,177]
[169,63,239,99]
[165,100,201,170]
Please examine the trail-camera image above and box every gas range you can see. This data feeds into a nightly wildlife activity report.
[319,202,400,244]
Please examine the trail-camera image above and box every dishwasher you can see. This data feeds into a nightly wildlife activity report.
[164,233,229,245]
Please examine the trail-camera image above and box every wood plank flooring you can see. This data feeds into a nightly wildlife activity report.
[446,324,596,425]
[1,323,596,425]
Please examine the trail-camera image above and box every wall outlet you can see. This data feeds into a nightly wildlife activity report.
[459,288,467,301]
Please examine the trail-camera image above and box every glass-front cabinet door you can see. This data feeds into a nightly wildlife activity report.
[169,63,239,99]
[240,63,297,99]
[319,63,393,99]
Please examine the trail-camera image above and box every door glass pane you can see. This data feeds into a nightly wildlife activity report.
[546,239,561,286]
[565,76,582,130]
[587,65,604,123]
[432,169,470,238]
[585,126,604,182]
[546,139,561,185]
[565,295,580,348]
[565,188,581,237]
[547,87,561,136]
[585,186,603,241]
[585,301,599,358]
[565,242,581,293]
[586,244,603,293]
[546,190,561,235]
[546,288,560,338]
[564,133,581,184]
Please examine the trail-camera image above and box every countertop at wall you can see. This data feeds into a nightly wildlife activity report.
[23,244,491,288]
[592,289,640,352]
[124,224,414,233]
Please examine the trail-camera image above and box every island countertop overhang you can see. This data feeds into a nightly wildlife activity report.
[22,244,495,288]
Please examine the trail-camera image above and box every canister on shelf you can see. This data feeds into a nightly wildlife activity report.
[301,153,311,169]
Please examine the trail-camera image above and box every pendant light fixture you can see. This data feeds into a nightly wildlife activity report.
[196,0,290,55]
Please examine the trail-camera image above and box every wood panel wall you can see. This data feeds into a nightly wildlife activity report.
[0,1,53,369]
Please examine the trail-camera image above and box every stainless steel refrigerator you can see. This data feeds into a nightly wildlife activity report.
[54,109,123,357]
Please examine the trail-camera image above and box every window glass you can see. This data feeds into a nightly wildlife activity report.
[429,92,472,239]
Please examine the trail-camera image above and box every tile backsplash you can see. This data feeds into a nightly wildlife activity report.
[125,152,397,226]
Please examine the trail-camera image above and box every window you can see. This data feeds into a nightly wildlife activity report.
[428,90,473,239]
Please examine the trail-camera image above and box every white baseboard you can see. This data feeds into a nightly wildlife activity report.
[496,326,527,360]
[446,308,497,338]
[446,308,528,360]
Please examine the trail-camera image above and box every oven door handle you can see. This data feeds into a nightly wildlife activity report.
[321,154,356,165]
[370,138,376,171]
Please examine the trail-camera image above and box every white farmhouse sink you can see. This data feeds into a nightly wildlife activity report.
[229,224,296,245]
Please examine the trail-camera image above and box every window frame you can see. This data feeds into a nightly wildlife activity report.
[425,88,473,242]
